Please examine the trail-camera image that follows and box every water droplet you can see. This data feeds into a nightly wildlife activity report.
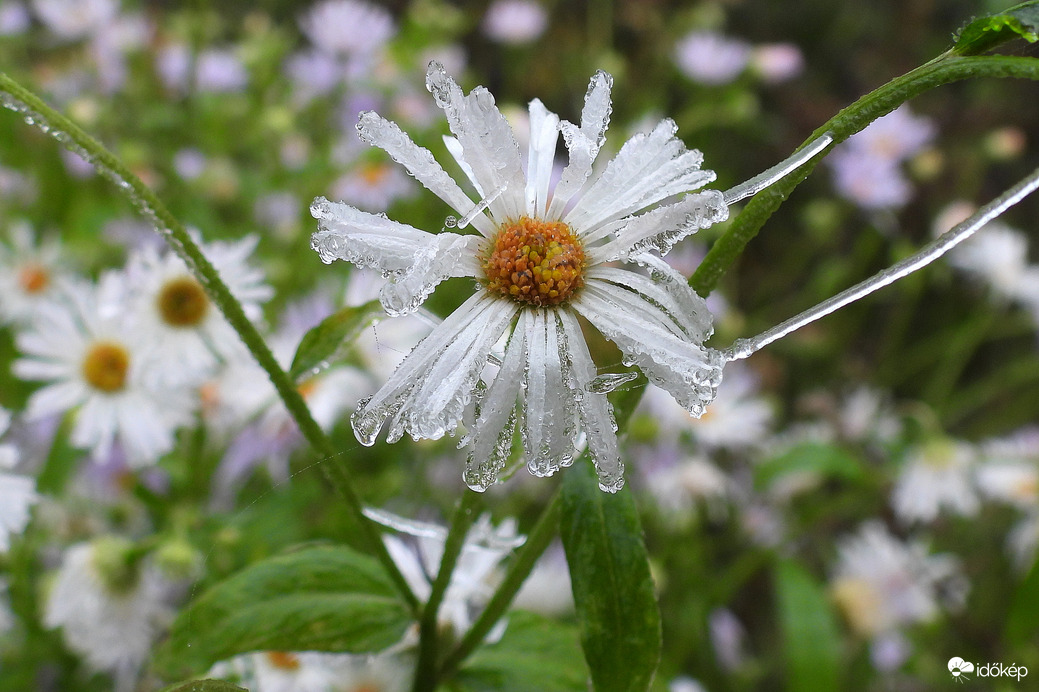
[444,215,458,228]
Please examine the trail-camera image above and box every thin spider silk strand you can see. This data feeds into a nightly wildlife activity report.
[724,165,1039,361]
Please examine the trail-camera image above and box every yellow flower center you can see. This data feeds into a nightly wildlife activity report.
[157,276,209,327]
[483,217,585,306]
[81,341,130,393]
[265,651,301,670]
[17,262,50,294]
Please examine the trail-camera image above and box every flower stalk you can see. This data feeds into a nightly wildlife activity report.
[0,71,419,613]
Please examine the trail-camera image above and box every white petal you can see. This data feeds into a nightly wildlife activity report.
[463,311,528,491]
[310,198,483,315]
[353,293,519,445]
[0,472,37,552]
[557,309,623,492]
[525,99,560,219]
[586,190,728,262]
[522,310,578,478]
[23,381,86,419]
[567,119,716,235]
[546,71,614,219]
[442,135,484,196]
[573,284,725,417]
[587,257,714,343]
[355,111,494,237]
[425,61,526,222]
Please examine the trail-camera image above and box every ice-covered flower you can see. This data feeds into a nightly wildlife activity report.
[311,63,729,492]
[373,509,525,637]
[0,409,38,552]
[891,438,979,523]
[13,276,196,466]
[482,0,549,45]
[829,521,965,637]
[673,31,752,86]
[44,538,174,692]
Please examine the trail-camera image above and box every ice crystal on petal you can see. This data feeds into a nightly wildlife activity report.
[547,71,614,218]
[592,189,728,262]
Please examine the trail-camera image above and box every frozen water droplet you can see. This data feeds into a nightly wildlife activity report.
[586,371,639,394]
[444,215,458,228]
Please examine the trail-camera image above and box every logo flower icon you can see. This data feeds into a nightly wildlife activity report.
[948,657,974,682]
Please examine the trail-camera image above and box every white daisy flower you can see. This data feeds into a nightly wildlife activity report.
[891,438,980,523]
[123,235,272,378]
[829,521,965,638]
[44,538,173,692]
[369,508,524,637]
[0,408,38,552]
[211,649,411,692]
[13,276,195,467]
[0,220,68,326]
[300,0,396,58]
[311,63,729,492]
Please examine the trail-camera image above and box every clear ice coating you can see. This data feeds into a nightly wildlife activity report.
[593,190,729,263]
[586,371,639,394]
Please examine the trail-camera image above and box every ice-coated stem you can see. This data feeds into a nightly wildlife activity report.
[722,132,834,206]
[0,72,419,613]
[724,165,1039,362]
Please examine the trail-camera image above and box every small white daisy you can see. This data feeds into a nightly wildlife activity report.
[830,521,965,638]
[44,538,173,692]
[947,219,1035,303]
[31,0,116,40]
[371,508,524,637]
[0,220,68,326]
[212,650,411,692]
[891,438,980,523]
[0,408,38,552]
[13,276,195,466]
[123,234,272,378]
[312,63,729,492]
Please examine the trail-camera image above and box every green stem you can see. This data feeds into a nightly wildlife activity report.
[412,491,483,692]
[0,72,418,614]
[439,488,563,679]
[690,53,1039,297]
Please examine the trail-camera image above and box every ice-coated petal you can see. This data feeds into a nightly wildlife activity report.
[566,119,716,235]
[462,311,529,491]
[546,70,614,219]
[522,310,578,478]
[356,111,494,237]
[425,61,526,222]
[525,99,560,219]
[557,309,623,492]
[353,292,519,445]
[587,189,728,262]
[573,283,725,417]
[587,256,714,343]
[311,198,482,315]
[0,471,37,552]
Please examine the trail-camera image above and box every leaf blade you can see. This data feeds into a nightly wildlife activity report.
[954,1,1039,55]
[288,299,383,381]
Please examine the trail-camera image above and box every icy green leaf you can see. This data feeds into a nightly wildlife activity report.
[453,611,589,691]
[288,299,383,381]
[755,441,863,490]
[560,461,661,692]
[954,1,1039,55]
[160,681,247,692]
[775,560,843,692]
[154,546,412,679]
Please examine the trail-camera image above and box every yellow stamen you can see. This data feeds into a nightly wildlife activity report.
[483,217,585,306]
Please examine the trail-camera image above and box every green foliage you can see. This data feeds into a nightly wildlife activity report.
[154,546,412,679]
[288,298,384,381]
[560,461,661,692]
[955,1,1039,55]
[775,560,843,692]
[160,681,247,692]
[755,441,864,490]
[452,611,589,691]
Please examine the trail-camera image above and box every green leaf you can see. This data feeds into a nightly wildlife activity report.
[154,545,412,679]
[954,1,1039,55]
[160,681,247,692]
[288,299,383,381]
[1005,554,1039,645]
[560,461,661,692]
[755,442,863,490]
[453,611,590,691]
[775,560,843,692]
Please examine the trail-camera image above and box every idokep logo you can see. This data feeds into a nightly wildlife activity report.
[948,657,1029,683]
